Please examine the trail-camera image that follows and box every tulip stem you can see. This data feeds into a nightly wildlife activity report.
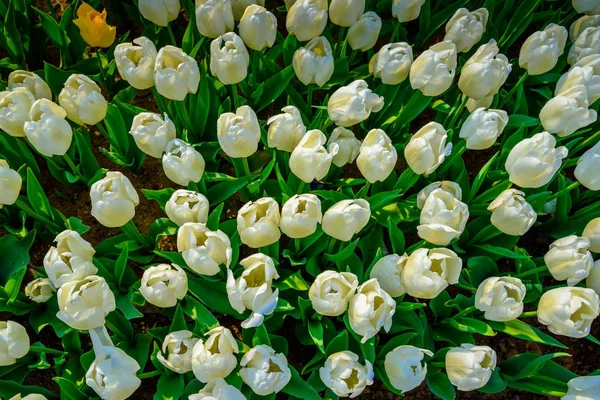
[166,24,177,47]
[294,238,301,255]
[327,238,337,254]
[499,72,529,108]
[138,370,162,379]
[452,306,477,319]
[14,198,62,232]
[231,84,241,109]
[520,311,537,318]
[63,153,89,185]
[446,95,468,130]
[297,181,306,194]
[121,220,147,245]
[242,158,252,177]
[307,85,314,107]
[29,345,66,356]
[516,266,548,279]
[547,181,581,201]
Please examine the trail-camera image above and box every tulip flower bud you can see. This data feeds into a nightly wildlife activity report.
[154,46,200,101]
[444,8,489,53]
[239,5,277,51]
[8,70,51,100]
[0,160,22,208]
[140,263,188,308]
[410,41,457,96]
[73,2,116,48]
[329,0,364,27]
[162,139,206,186]
[57,275,116,330]
[322,199,370,241]
[58,74,107,125]
[210,32,250,85]
[226,253,279,328]
[0,88,35,138]
[418,189,469,246]
[488,189,537,236]
[466,95,493,113]
[416,181,462,209]
[459,40,512,100]
[475,277,526,322]
[348,12,382,52]
[192,326,239,382]
[289,129,337,183]
[24,99,73,157]
[280,194,322,238]
[90,171,139,228]
[446,344,496,391]
[505,132,568,188]
[237,198,281,248]
[568,27,600,65]
[519,24,568,75]
[293,36,335,87]
[166,189,210,226]
[588,261,600,294]
[573,0,600,15]
[44,230,97,288]
[570,15,600,42]
[369,254,408,297]
[189,378,246,400]
[405,122,452,176]
[327,127,361,168]
[357,128,397,183]
[267,106,307,152]
[538,287,600,338]
[320,351,374,397]
[541,86,596,137]
[403,248,462,299]
[129,112,176,158]
[563,376,600,400]
[195,0,235,39]
[583,217,600,253]
[9,394,47,400]
[25,278,54,303]
[385,346,433,393]
[348,279,395,343]
[370,42,413,85]
[544,235,594,286]
[239,345,291,395]
[459,108,508,150]
[286,0,328,42]
[557,56,600,104]
[576,141,600,191]
[328,80,384,127]
[392,0,425,22]
[217,105,260,158]
[177,222,232,275]
[0,321,30,366]
[309,270,358,316]
[138,0,180,26]
[158,330,198,374]
[231,0,265,20]
[114,37,157,90]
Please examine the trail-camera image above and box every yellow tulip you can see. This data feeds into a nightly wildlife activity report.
[73,2,116,48]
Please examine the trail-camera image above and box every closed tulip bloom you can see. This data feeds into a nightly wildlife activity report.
[488,189,537,236]
[327,127,361,168]
[538,287,600,338]
[459,40,512,100]
[90,171,139,228]
[348,12,382,52]
[583,218,600,253]
[446,344,496,391]
[73,2,116,48]
[330,0,364,27]
[8,71,51,100]
[231,0,265,20]
[405,122,452,176]
[309,270,358,316]
[240,345,291,395]
[166,189,210,226]
[0,160,22,208]
[158,331,198,374]
[139,0,180,26]
[163,139,206,186]
[0,88,35,137]
[289,129,337,183]
[237,197,281,248]
[588,262,600,294]
[192,326,239,382]
[239,5,276,51]
[459,108,508,150]
[416,181,462,209]
[466,95,493,112]
[177,222,232,275]
[544,236,594,286]
[519,24,568,75]
[403,248,462,299]
[563,376,600,400]
[24,99,72,157]
[409,41,457,96]
[575,140,600,190]
[195,0,234,39]
[154,46,200,100]
[293,36,335,87]
[573,0,600,15]
[357,128,397,183]
[320,351,374,398]
[370,42,413,85]
[444,8,489,53]
[280,194,322,238]
[114,37,157,90]
[568,27,600,65]
[25,278,54,303]
[557,57,600,103]
[129,112,176,158]
[189,378,246,400]
[286,0,328,42]
[570,15,600,42]
[392,0,425,22]
[58,74,107,125]
[217,105,260,157]
[43,230,97,288]
[140,263,188,308]
[267,106,307,152]
[0,321,30,366]
[327,80,384,127]
[9,395,47,400]
[322,199,370,241]
[385,346,433,394]
[57,275,116,330]
[475,277,526,322]
[418,189,469,245]
[348,278,395,343]
[369,254,408,297]
[210,32,250,85]
[505,132,568,188]
[541,86,596,137]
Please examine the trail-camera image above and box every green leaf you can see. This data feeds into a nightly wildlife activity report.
[427,371,456,400]
[104,103,130,155]
[510,352,571,381]
[182,296,220,333]
[488,319,567,349]
[479,369,508,394]
[26,168,53,219]
[156,373,185,400]
[308,319,325,353]
[142,188,175,210]
[44,62,73,96]
[33,7,70,51]
[0,230,36,285]
[3,0,24,63]
[5,267,26,303]
[53,377,88,400]
[472,244,530,259]
[206,202,224,231]
[206,175,255,205]
[281,365,321,400]
[467,152,499,203]
[274,271,310,291]
[115,242,129,288]
[251,65,296,112]
[387,217,405,254]
[325,239,359,263]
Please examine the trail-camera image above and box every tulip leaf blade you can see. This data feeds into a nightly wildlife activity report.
[26,168,53,220]
[281,365,321,400]
[488,319,567,349]
[426,370,456,400]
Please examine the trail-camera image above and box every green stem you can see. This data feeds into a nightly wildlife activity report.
[121,220,147,245]
[447,95,468,130]
[29,345,67,356]
[14,198,62,232]
[138,370,162,379]
[297,181,306,195]
[572,130,600,154]
[362,182,371,197]
[166,24,177,46]
[175,100,194,135]
[187,181,200,192]
[242,157,252,177]
[198,179,207,194]
[453,305,477,320]
[471,224,502,244]
[520,311,537,318]
[327,237,337,254]
[63,153,88,185]
[307,85,314,109]
[499,72,529,108]
[547,181,581,201]
[516,266,548,279]
[294,238,301,255]
[231,84,240,109]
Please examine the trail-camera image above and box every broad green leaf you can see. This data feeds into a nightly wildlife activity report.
[488,319,567,349]
[0,230,36,285]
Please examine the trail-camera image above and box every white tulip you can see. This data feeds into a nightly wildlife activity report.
[9,394,47,400]
[327,127,361,168]
[488,189,537,236]
[328,80,384,127]
[162,139,206,186]
[370,42,413,85]
[189,378,246,400]
[239,5,276,51]
[289,129,336,183]
[8,70,52,100]
[505,132,568,188]
[403,248,462,299]
[405,121,452,176]
[177,222,232,275]
[192,326,239,382]
[266,106,306,152]
[210,32,250,85]
[309,270,358,316]
[357,128,397,183]
[557,56,600,104]
[129,112,176,158]
[43,229,97,288]
[138,0,180,26]
[446,344,496,391]
[165,189,210,226]
[286,0,328,42]
[444,8,489,53]
[409,41,457,96]
[237,197,281,248]
[418,188,469,246]
[231,0,265,20]
[24,99,72,157]
[139,263,188,308]
[392,0,425,23]
[90,171,139,228]
[0,87,35,137]
[573,0,600,15]
[570,14,600,42]
[320,351,373,398]
[475,277,526,322]
[466,95,493,112]
[293,36,335,87]
[0,321,30,366]
[240,345,291,395]
[459,40,512,100]
[348,278,396,343]
[541,86,596,137]
[369,254,408,297]
[56,275,116,330]
[329,0,364,27]
[583,217,600,253]
[348,12,382,52]
[568,27,600,65]
[538,287,600,338]
[280,193,322,238]
[195,0,235,39]
[58,74,107,125]
[575,140,600,190]
[25,278,54,303]
[217,105,260,158]
[0,159,22,208]
[544,235,594,286]
[158,330,198,374]
[226,253,279,328]
[519,24,568,75]
[114,37,157,90]
[459,108,508,150]
[154,45,200,100]
[416,181,462,209]
[385,346,433,394]
[322,199,370,241]
[563,375,600,400]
